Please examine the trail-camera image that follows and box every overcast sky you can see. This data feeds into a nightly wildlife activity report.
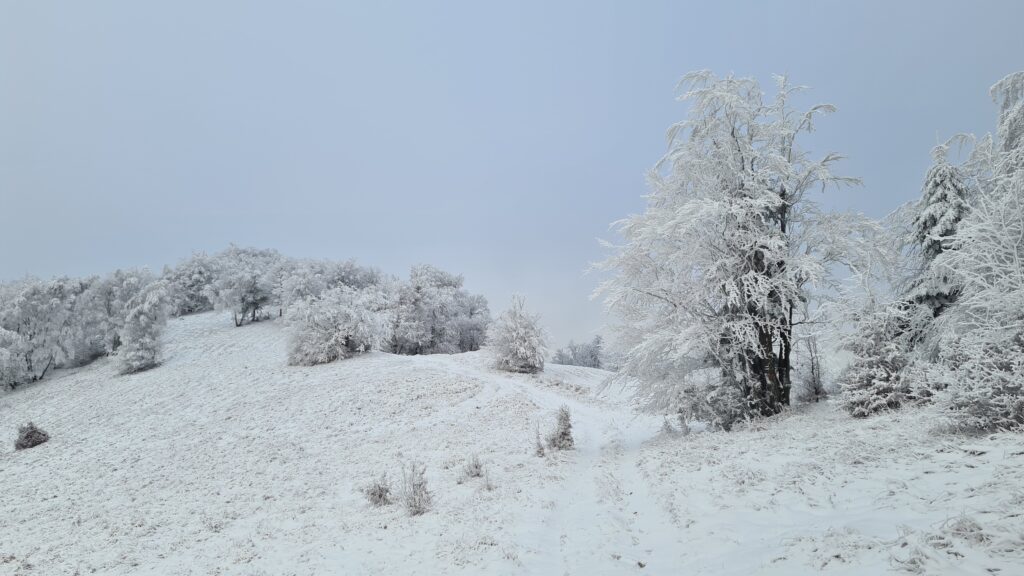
[2,0,1022,344]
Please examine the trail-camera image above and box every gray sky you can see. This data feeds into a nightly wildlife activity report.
[2,0,1022,345]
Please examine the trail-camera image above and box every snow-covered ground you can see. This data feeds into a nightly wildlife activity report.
[2,312,1022,575]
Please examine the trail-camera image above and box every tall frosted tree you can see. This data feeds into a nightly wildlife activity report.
[907,144,971,316]
[599,71,873,422]
[934,71,1024,430]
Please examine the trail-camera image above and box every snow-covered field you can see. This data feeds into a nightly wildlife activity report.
[2,312,1022,575]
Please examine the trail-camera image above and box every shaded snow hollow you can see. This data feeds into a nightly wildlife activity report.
[1,312,1022,575]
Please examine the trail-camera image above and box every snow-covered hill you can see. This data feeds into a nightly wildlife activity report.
[2,312,1022,575]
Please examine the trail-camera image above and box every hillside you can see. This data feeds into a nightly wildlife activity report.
[2,312,1022,575]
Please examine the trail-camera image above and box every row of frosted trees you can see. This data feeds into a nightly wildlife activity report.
[0,246,508,388]
[600,70,1024,432]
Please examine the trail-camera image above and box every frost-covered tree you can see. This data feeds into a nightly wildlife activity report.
[70,269,153,363]
[163,252,215,316]
[388,265,490,355]
[993,71,1024,155]
[599,72,873,420]
[273,258,382,311]
[118,281,170,374]
[0,327,28,390]
[455,293,491,352]
[0,277,88,384]
[205,246,282,326]
[491,295,547,374]
[286,285,391,366]
[840,303,914,417]
[552,335,603,368]
[934,86,1024,430]
[906,144,971,316]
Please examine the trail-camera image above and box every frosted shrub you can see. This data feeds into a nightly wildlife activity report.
[286,286,390,366]
[118,282,170,375]
[933,110,1024,431]
[0,328,28,391]
[15,422,49,451]
[388,265,491,356]
[401,462,432,516]
[533,426,546,457]
[546,405,574,451]
[361,473,392,507]
[677,372,747,431]
[840,304,913,418]
[491,295,548,374]
[946,335,1024,432]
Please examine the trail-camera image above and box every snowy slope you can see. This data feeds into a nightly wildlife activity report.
[2,312,1022,575]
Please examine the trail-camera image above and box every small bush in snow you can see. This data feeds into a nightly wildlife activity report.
[401,461,432,516]
[462,454,484,479]
[361,473,392,507]
[534,425,546,457]
[546,405,574,451]
[676,371,747,431]
[491,295,547,374]
[15,422,49,451]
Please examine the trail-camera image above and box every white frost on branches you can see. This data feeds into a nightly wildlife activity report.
[286,286,392,366]
[491,295,547,374]
[598,71,876,423]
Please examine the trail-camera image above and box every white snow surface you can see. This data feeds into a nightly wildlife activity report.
[2,312,1022,575]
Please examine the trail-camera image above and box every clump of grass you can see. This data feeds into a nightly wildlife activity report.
[401,461,432,516]
[546,405,574,451]
[361,473,392,507]
[15,422,49,451]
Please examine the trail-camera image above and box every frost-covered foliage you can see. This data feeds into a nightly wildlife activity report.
[912,147,972,262]
[598,71,874,421]
[837,72,1024,431]
[993,72,1024,154]
[0,271,157,387]
[273,258,381,311]
[388,265,490,355]
[286,286,391,366]
[906,144,971,316]
[118,282,170,374]
[0,327,28,390]
[400,462,432,516]
[840,304,914,417]
[205,246,283,327]
[935,113,1024,430]
[552,335,603,368]
[71,269,154,363]
[163,252,215,316]
[0,277,92,387]
[491,295,547,374]
[546,405,574,450]
[361,473,392,507]
[14,422,49,450]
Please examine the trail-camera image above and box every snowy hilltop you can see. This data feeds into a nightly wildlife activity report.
[2,311,1022,574]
